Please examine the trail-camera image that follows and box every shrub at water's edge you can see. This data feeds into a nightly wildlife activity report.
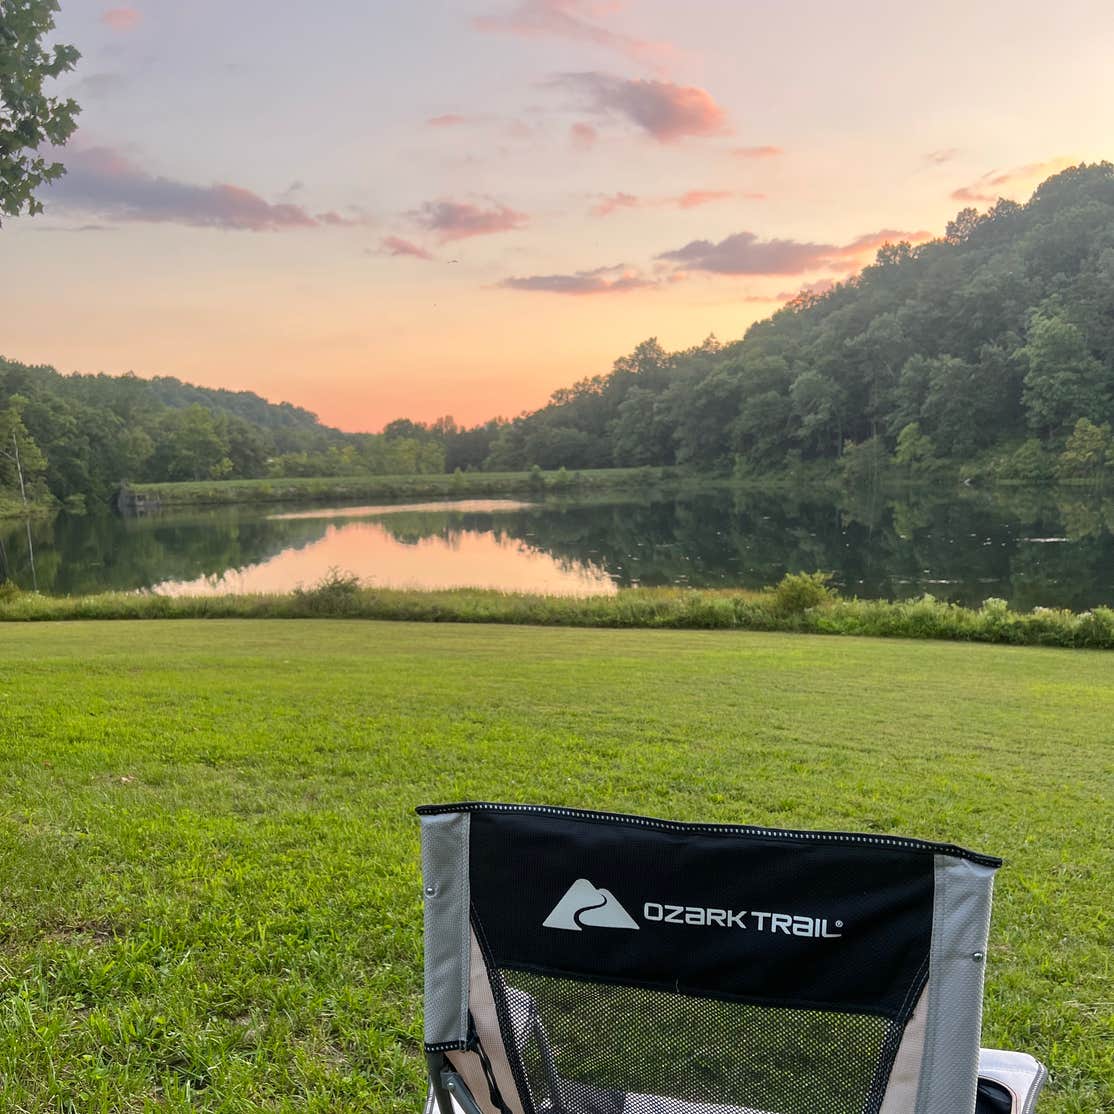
[2,572,1113,649]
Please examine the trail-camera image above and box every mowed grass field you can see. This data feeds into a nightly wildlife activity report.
[0,622,1110,1113]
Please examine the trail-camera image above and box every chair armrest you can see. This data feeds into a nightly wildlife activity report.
[978,1048,1048,1114]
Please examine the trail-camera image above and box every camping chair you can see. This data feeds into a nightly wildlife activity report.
[417,803,1047,1114]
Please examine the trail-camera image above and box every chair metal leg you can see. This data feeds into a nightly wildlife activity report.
[426,1052,457,1114]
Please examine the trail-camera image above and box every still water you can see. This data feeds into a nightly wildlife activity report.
[3,486,1114,609]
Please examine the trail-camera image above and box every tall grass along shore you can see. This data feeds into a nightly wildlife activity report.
[119,466,672,509]
[2,572,1113,649]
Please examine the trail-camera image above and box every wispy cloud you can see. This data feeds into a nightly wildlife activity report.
[777,277,836,300]
[552,72,728,142]
[32,223,118,234]
[732,145,782,159]
[49,145,367,231]
[101,7,141,31]
[569,122,598,149]
[500,262,664,295]
[377,236,434,261]
[474,1,670,68]
[592,191,640,216]
[427,114,470,127]
[950,158,1072,202]
[676,189,736,209]
[656,227,931,276]
[925,148,959,165]
[592,188,754,216]
[410,199,528,241]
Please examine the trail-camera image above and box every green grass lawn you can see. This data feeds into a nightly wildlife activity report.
[1,622,1110,1113]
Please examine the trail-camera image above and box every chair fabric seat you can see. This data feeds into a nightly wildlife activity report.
[418,804,1049,1114]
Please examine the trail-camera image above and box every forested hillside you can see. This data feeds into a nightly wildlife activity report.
[0,361,446,510]
[4,162,1114,514]
[483,163,1114,483]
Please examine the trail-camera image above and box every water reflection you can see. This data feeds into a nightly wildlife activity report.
[2,486,1113,608]
[161,518,616,597]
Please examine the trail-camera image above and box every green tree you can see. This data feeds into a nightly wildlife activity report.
[0,395,47,502]
[151,405,231,481]
[1021,308,1110,440]
[0,0,81,222]
[1056,418,1113,483]
[894,422,936,471]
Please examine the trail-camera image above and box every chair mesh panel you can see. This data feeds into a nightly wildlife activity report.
[496,968,897,1114]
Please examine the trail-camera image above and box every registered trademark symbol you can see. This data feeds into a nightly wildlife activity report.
[836,920,843,928]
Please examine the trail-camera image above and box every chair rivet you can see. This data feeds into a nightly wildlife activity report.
[425,885,436,896]
[972,951,984,962]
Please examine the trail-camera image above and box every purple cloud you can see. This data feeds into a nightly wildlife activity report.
[500,263,664,295]
[656,227,931,276]
[49,146,366,232]
[473,1,668,67]
[553,72,729,142]
[411,199,528,241]
[951,159,1071,203]
[378,236,434,261]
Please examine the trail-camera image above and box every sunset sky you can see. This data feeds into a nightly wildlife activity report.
[4,0,1114,431]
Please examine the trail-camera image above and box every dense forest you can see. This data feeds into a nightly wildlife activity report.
[0,362,448,512]
[480,163,1114,484]
[4,162,1114,514]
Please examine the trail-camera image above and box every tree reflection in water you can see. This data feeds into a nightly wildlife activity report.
[1,487,1112,609]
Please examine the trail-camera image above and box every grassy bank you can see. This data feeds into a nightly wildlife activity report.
[1,621,1110,1112]
[3,575,1114,649]
[122,466,672,508]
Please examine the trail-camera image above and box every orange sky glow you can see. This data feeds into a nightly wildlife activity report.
[4,1,1114,430]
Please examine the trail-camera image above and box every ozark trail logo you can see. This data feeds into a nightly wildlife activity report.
[542,879,845,938]
[543,878,640,932]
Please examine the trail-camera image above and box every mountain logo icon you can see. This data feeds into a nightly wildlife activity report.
[542,878,640,932]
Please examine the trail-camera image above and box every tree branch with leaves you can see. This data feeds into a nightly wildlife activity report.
[0,0,80,223]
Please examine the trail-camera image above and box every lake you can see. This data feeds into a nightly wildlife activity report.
[2,485,1113,609]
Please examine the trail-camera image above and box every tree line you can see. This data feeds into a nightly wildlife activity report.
[4,162,1114,514]
[479,163,1114,485]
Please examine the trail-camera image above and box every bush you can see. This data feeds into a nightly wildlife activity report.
[291,568,363,616]
[773,571,833,614]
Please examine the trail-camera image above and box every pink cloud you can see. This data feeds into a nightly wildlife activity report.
[315,209,372,227]
[925,148,959,165]
[101,7,141,31]
[500,263,661,295]
[592,188,745,216]
[776,278,836,300]
[592,191,640,216]
[554,72,729,142]
[732,145,783,159]
[676,189,734,209]
[47,145,371,232]
[411,199,528,241]
[427,114,470,127]
[569,122,598,149]
[379,236,434,261]
[474,1,670,68]
[656,227,931,276]
[951,158,1072,202]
